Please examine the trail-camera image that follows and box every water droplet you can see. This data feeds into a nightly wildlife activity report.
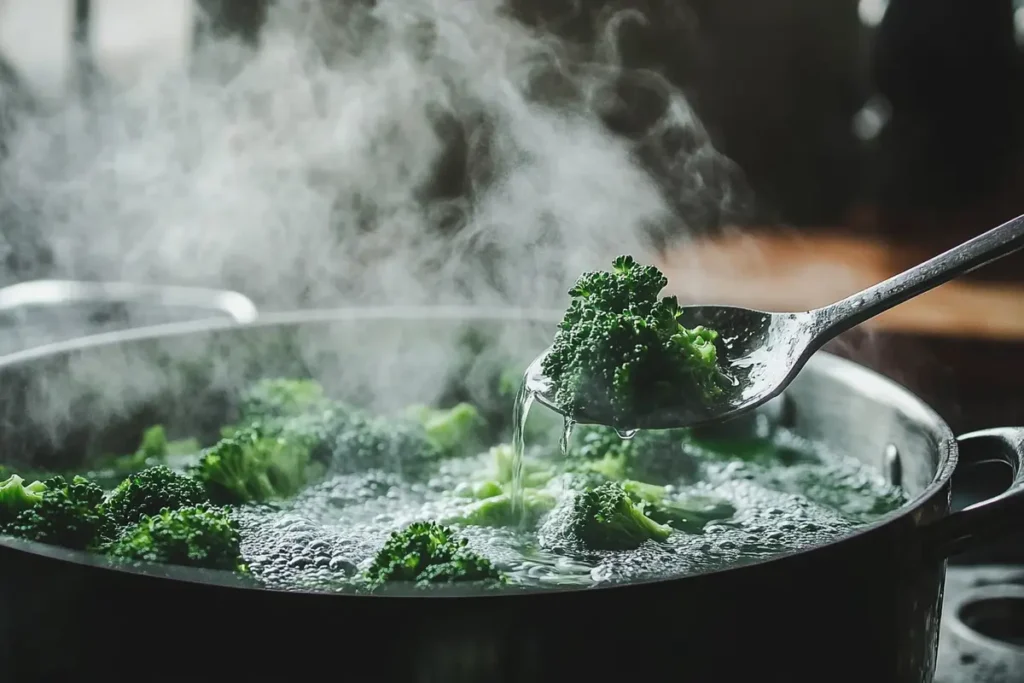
[616,429,638,440]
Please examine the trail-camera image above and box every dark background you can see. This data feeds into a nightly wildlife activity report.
[191,0,1024,242]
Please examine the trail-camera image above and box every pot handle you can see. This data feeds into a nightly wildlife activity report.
[923,427,1024,559]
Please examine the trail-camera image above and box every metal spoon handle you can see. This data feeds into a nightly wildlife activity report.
[811,213,1024,339]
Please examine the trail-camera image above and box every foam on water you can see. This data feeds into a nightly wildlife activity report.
[232,429,905,592]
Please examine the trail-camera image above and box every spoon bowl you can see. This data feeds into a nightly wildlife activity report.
[529,213,1024,431]
[526,306,815,431]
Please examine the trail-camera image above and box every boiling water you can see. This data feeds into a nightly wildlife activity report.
[235,423,906,593]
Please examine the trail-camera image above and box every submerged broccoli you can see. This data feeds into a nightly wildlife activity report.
[622,480,735,533]
[541,255,724,428]
[239,378,330,422]
[446,490,558,529]
[4,475,108,550]
[492,443,558,489]
[105,466,209,527]
[190,424,318,504]
[105,504,246,572]
[567,425,697,485]
[0,474,47,527]
[328,412,444,478]
[559,481,671,551]
[364,521,505,589]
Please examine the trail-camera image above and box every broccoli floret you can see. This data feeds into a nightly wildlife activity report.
[364,521,505,589]
[189,424,317,504]
[91,425,203,484]
[105,504,246,572]
[328,412,444,478]
[138,424,169,460]
[559,481,671,551]
[4,475,108,550]
[453,479,504,500]
[491,443,558,489]
[0,474,47,527]
[105,466,209,527]
[621,480,735,533]
[567,425,696,485]
[405,402,487,458]
[239,381,476,479]
[541,255,724,428]
[239,378,329,422]
[446,489,558,529]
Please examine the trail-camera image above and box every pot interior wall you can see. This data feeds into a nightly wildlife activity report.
[0,312,952,504]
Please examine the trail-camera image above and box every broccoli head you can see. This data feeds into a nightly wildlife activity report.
[364,521,505,589]
[453,479,504,500]
[90,424,203,485]
[4,475,108,550]
[567,425,696,485]
[328,412,444,478]
[405,402,487,458]
[0,474,47,527]
[541,255,725,428]
[239,378,329,422]
[558,481,671,551]
[190,424,317,504]
[106,466,209,527]
[622,480,735,533]
[105,504,246,572]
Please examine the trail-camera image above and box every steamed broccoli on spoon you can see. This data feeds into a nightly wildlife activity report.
[529,212,1024,432]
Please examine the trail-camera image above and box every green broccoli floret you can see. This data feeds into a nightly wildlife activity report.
[105,504,246,572]
[3,475,108,550]
[492,443,558,489]
[239,378,329,422]
[138,424,169,460]
[105,466,209,527]
[328,411,444,478]
[541,255,724,428]
[562,481,671,550]
[404,402,487,458]
[0,474,47,527]
[567,425,696,485]
[364,521,505,589]
[621,480,735,533]
[189,424,317,504]
[91,425,203,484]
[446,490,558,529]
[453,479,504,500]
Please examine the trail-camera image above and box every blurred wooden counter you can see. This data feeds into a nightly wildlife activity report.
[659,229,1024,340]
[658,230,1024,433]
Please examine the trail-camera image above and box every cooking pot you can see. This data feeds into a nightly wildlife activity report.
[0,307,1022,683]
[0,279,259,356]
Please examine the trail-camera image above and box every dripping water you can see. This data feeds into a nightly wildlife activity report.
[510,376,534,518]
[559,418,575,456]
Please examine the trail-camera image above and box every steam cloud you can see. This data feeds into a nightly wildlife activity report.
[0,0,752,456]
[0,0,748,310]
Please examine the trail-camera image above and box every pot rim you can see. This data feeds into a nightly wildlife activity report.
[0,305,958,598]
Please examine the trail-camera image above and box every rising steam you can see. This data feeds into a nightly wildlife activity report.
[0,0,748,309]
[0,0,752,454]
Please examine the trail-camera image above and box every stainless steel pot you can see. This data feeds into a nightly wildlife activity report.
[0,279,258,355]
[0,307,1021,683]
